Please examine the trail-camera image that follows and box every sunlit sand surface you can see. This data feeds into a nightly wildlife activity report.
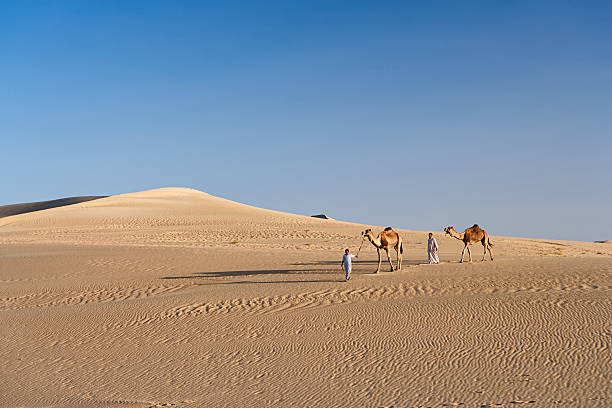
[1,188,610,407]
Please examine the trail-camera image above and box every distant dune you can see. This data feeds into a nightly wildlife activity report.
[0,196,106,218]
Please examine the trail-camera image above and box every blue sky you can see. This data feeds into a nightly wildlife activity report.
[2,1,611,241]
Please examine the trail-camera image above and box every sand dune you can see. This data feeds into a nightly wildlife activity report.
[1,187,610,407]
[0,195,106,219]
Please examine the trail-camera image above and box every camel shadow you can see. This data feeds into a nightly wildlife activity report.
[161,259,428,282]
[191,279,345,285]
[161,269,346,284]
[161,269,309,280]
[161,267,375,282]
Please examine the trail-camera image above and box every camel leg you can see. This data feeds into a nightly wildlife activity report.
[396,247,402,270]
[460,244,467,263]
[376,248,382,273]
[488,245,494,261]
[467,245,472,262]
[385,248,394,271]
[482,244,487,261]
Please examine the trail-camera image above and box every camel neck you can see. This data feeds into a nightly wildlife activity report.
[368,235,382,247]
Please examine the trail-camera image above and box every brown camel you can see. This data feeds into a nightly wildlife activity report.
[444,224,494,263]
[362,227,403,273]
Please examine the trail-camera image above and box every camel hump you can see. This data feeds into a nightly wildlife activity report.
[471,224,480,230]
[384,227,394,232]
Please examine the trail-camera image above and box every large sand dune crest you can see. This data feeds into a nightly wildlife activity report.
[0,187,307,226]
[1,187,610,407]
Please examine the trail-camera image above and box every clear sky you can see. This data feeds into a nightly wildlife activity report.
[2,1,611,241]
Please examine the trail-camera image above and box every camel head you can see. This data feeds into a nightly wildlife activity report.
[444,226,455,237]
[361,228,373,238]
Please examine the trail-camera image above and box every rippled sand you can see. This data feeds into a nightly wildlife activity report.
[1,188,610,407]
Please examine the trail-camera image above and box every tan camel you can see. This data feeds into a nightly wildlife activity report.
[361,227,403,273]
[444,224,494,263]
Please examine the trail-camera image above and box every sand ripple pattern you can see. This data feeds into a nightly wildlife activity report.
[0,284,189,311]
[164,281,607,316]
[93,279,610,333]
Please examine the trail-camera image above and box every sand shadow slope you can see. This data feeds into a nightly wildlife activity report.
[0,196,107,218]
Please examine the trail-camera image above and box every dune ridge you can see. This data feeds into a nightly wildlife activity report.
[0,195,107,218]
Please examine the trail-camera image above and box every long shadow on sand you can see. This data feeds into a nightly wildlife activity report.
[161,259,424,282]
[189,279,344,285]
[161,269,343,283]
[162,269,311,280]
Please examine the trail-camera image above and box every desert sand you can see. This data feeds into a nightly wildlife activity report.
[1,187,610,407]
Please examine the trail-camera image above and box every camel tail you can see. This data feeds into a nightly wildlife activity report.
[400,242,403,254]
[488,237,494,247]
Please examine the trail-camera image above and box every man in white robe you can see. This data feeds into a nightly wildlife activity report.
[427,233,439,264]
[341,248,358,281]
